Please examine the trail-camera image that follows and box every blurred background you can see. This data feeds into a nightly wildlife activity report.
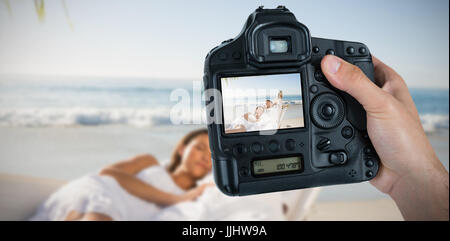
[0,0,448,220]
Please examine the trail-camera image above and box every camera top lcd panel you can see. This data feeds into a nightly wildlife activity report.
[203,6,380,196]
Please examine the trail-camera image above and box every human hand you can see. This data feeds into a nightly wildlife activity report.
[176,183,215,203]
[321,55,449,220]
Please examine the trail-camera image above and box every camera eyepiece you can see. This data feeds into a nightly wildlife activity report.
[245,7,311,67]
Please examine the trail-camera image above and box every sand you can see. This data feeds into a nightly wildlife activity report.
[279,103,305,129]
[0,173,66,220]
[280,117,304,129]
[307,198,403,221]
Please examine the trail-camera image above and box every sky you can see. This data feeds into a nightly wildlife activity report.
[222,73,302,98]
[0,0,448,88]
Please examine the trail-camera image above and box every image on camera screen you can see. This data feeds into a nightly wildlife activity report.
[221,73,305,134]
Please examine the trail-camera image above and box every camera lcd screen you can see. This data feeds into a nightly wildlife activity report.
[253,156,302,176]
[221,73,305,134]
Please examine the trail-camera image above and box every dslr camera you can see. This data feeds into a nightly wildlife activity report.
[203,6,379,195]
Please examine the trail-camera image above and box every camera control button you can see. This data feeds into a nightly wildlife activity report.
[359,47,367,55]
[268,140,280,153]
[341,126,354,139]
[251,142,263,154]
[366,170,374,178]
[320,104,335,119]
[314,69,324,81]
[310,85,318,93]
[329,151,348,165]
[365,159,374,167]
[239,167,249,177]
[326,49,335,55]
[316,137,331,151]
[312,46,320,53]
[346,46,355,55]
[285,139,296,151]
[233,144,247,155]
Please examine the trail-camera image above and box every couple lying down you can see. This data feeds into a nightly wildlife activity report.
[227,94,287,133]
[31,129,316,221]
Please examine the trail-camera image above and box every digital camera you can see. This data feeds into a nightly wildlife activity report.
[203,6,379,196]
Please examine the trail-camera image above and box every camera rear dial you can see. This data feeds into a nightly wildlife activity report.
[310,93,345,129]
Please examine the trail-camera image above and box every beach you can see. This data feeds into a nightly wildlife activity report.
[0,125,448,220]
[280,103,304,129]
[0,125,448,196]
[0,78,448,220]
[0,125,202,180]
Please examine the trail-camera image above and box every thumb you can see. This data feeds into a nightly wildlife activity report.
[321,55,388,112]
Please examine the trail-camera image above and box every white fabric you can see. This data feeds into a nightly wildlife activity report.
[256,104,281,130]
[151,174,286,221]
[228,105,283,132]
[30,165,184,221]
[30,167,310,221]
[229,115,255,130]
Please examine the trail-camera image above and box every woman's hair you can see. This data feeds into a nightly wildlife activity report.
[166,128,208,173]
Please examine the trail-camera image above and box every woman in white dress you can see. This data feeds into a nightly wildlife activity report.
[272,91,289,128]
[273,90,288,109]
[31,129,213,221]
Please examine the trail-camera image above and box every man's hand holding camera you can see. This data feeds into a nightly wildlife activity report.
[322,55,449,220]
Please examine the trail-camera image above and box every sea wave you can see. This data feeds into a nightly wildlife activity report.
[420,114,449,133]
[0,108,448,131]
[0,108,175,127]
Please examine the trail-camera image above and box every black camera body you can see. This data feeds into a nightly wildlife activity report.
[203,6,379,196]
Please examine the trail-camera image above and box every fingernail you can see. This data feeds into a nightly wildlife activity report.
[324,55,341,74]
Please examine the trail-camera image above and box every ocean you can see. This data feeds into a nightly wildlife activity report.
[0,79,448,132]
